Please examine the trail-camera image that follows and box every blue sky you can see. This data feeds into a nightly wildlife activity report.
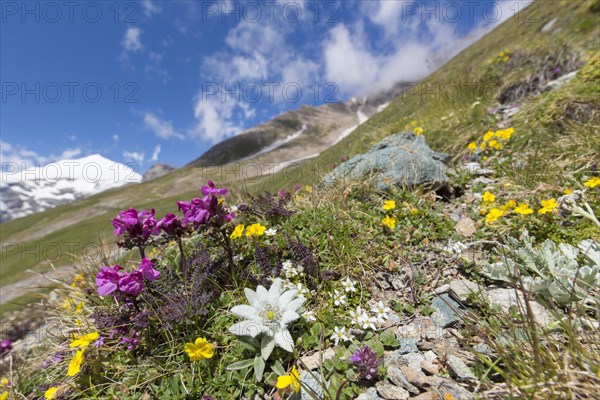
[1,0,530,173]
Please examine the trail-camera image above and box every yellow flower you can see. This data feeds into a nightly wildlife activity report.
[45,387,59,399]
[0,392,7,400]
[410,120,417,126]
[467,142,477,152]
[0,378,7,387]
[230,224,245,239]
[184,337,214,361]
[480,142,487,151]
[482,191,495,203]
[410,208,419,215]
[382,200,396,211]
[305,185,312,193]
[584,177,600,188]
[245,223,266,237]
[503,56,509,62]
[276,366,301,393]
[68,349,85,377]
[486,209,504,223]
[381,216,396,229]
[563,188,573,195]
[496,128,514,140]
[538,198,558,214]
[514,203,534,215]
[413,127,424,136]
[70,332,99,348]
[70,274,85,288]
[445,393,455,400]
[502,200,516,211]
[483,131,495,142]
[499,52,504,57]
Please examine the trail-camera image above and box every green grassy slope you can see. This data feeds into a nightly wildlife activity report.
[1,0,598,296]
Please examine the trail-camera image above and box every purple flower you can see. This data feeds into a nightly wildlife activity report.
[96,265,124,296]
[1,339,12,354]
[157,213,182,236]
[121,331,139,350]
[349,346,381,380]
[138,258,160,281]
[201,180,228,196]
[93,337,104,348]
[119,271,144,296]
[112,208,159,240]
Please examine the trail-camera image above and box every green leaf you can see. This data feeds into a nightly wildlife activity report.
[271,360,286,376]
[254,355,266,382]
[238,336,261,351]
[226,358,255,371]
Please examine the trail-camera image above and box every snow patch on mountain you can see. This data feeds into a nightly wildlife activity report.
[1,154,142,222]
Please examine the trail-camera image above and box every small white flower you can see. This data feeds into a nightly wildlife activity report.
[332,290,346,306]
[233,254,245,262]
[349,306,364,326]
[229,205,239,213]
[443,240,468,256]
[330,326,350,345]
[295,282,309,297]
[359,312,376,330]
[303,310,317,322]
[341,277,356,293]
[265,228,277,236]
[371,301,391,322]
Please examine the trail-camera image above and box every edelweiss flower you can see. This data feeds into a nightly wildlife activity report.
[229,278,305,360]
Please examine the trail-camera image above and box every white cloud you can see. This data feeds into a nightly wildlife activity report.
[142,112,184,139]
[150,145,161,162]
[141,0,161,16]
[120,27,143,61]
[1,140,82,171]
[145,51,170,83]
[122,150,145,166]
[113,134,119,141]
[191,96,244,143]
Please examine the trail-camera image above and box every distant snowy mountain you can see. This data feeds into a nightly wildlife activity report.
[0,154,142,222]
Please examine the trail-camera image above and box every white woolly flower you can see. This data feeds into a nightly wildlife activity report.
[265,228,277,236]
[443,240,468,256]
[330,326,350,345]
[341,277,356,293]
[229,278,305,360]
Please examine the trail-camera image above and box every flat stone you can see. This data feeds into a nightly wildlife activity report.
[423,350,438,361]
[435,379,473,400]
[300,348,335,370]
[544,70,578,92]
[376,382,410,400]
[399,364,433,389]
[473,342,494,356]
[400,352,426,371]
[431,293,467,328]
[356,387,383,400]
[541,17,558,33]
[397,317,441,340]
[486,288,554,327]
[455,217,477,238]
[398,338,419,354]
[420,360,440,375]
[448,279,482,303]
[320,133,449,190]
[411,393,435,400]
[446,355,476,380]
[387,366,420,395]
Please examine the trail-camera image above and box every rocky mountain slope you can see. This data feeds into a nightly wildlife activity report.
[142,163,176,181]
[0,154,141,222]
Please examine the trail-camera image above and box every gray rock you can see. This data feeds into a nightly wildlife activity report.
[448,279,482,303]
[435,379,473,399]
[320,133,448,190]
[446,355,476,380]
[387,366,420,395]
[423,350,438,361]
[397,317,440,340]
[300,348,335,370]
[300,371,327,400]
[400,352,426,371]
[544,70,578,92]
[462,162,494,177]
[486,288,554,327]
[356,387,384,400]
[473,342,494,356]
[376,382,410,400]
[541,17,558,33]
[398,338,419,354]
[431,293,467,328]
[455,217,477,238]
